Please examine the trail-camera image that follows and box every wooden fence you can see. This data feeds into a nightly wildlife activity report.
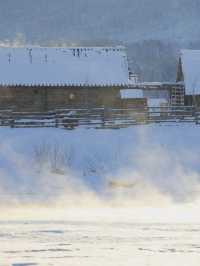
[0,106,199,129]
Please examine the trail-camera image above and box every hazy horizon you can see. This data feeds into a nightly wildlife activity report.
[0,0,200,44]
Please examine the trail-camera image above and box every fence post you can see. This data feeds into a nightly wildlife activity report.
[10,111,14,128]
[102,107,105,127]
[195,106,199,125]
[55,110,58,128]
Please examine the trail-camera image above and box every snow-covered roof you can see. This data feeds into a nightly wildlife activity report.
[0,46,130,87]
[181,49,200,95]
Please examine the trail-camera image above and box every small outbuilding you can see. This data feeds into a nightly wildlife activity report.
[177,49,200,106]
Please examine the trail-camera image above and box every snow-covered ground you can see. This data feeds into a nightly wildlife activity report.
[1,124,200,265]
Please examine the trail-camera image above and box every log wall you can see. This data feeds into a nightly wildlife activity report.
[0,86,147,111]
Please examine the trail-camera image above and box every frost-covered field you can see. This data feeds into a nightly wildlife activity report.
[1,125,200,265]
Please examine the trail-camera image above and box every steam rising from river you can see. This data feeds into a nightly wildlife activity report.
[0,126,200,222]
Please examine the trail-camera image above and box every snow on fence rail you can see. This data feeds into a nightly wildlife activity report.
[0,106,199,129]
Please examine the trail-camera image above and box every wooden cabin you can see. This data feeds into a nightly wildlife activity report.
[177,49,200,106]
[0,46,146,111]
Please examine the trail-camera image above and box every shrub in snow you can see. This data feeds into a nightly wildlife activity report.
[33,141,74,175]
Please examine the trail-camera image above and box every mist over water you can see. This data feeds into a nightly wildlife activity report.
[1,126,200,266]
[0,126,200,223]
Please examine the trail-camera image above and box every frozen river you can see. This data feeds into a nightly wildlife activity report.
[1,220,200,266]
